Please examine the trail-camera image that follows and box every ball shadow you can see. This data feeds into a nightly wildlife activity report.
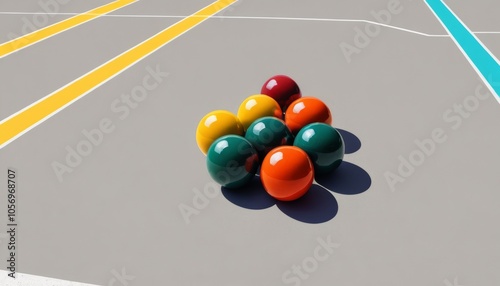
[276,185,339,224]
[315,161,371,195]
[221,176,276,210]
[219,129,367,222]
[337,129,361,154]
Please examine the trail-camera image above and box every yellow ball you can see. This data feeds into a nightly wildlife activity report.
[196,110,244,155]
[237,94,282,130]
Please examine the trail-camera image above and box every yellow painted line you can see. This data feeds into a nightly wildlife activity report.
[0,0,236,148]
[0,0,137,58]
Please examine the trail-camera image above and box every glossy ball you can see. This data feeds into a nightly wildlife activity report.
[261,75,302,109]
[245,117,294,159]
[260,146,314,201]
[285,97,332,134]
[206,135,259,189]
[294,123,344,175]
[196,110,244,155]
[237,94,282,131]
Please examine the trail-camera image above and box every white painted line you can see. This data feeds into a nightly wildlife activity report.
[0,270,100,286]
[2,12,500,38]
[0,0,139,59]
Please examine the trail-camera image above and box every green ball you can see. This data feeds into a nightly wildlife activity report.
[293,123,344,175]
[206,135,259,189]
[244,116,294,159]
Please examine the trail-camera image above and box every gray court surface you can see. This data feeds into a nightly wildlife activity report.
[1,0,500,285]
[479,34,500,58]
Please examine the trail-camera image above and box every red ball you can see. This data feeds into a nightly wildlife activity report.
[261,75,301,109]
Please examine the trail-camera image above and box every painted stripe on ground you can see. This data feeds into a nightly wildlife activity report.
[425,0,500,103]
[0,0,137,58]
[0,0,236,149]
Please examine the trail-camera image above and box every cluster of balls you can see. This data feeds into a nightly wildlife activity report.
[196,75,344,201]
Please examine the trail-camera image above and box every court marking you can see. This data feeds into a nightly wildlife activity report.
[425,0,500,103]
[1,12,500,38]
[0,0,236,149]
[0,270,99,286]
[0,0,138,58]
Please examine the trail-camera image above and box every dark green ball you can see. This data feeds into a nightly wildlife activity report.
[293,123,344,175]
[206,135,259,189]
[244,116,294,159]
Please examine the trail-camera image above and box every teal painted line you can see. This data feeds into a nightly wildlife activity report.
[425,0,500,99]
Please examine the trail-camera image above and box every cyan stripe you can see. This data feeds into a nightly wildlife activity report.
[426,0,500,98]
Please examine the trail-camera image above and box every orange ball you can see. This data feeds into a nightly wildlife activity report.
[285,97,332,134]
[260,146,314,201]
